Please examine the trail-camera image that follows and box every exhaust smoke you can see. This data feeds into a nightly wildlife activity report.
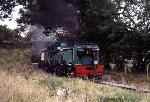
[31,0,80,33]
[31,0,80,59]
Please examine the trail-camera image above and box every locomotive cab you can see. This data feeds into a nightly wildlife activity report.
[73,44,104,78]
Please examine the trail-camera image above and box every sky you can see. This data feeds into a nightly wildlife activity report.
[0,5,23,30]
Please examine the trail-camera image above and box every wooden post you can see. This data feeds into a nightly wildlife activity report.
[124,65,127,75]
[32,63,39,69]
[124,59,127,75]
[147,63,150,79]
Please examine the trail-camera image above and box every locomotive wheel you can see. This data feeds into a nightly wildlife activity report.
[94,75,102,81]
[82,76,89,80]
[55,68,63,76]
[54,66,66,76]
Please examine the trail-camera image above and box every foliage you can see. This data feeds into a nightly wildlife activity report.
[113,0,150,34]
[0,0,150,50]
[0,48,150,102]
[80,0,124,48]
[0,0,29,19]
[0,25,14,42]
[80,0,150,50]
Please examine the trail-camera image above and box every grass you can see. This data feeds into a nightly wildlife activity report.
[109,71,150,90]
[0,48,150,102]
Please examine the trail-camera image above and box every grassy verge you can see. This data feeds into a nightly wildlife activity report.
[0,48,150,102]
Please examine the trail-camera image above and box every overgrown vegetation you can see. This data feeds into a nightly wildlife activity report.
[0,48,150,102]
[80,0,150,50]
[0,0,150,101]
[0,25,15,42]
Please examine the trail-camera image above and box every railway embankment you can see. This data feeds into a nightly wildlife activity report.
[0,48,150,102]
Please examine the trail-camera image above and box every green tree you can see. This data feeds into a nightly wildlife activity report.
[80,0,150,50]
[113,0,150,34]
[0,0,149,50]
[0,25,15,42]
[80,0,123,48]
[0,0,29,19]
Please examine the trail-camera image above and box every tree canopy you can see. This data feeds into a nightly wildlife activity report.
[0,25,16,42]
[0,0,150,50]
[0,0,29,19]
[80,0,150,50]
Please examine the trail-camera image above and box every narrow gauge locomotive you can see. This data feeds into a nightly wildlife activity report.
[40,42,104,79]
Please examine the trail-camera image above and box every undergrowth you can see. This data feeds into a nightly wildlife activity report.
[0,48,149,102]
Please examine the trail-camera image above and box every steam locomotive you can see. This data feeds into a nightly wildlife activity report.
[40,42,104,78]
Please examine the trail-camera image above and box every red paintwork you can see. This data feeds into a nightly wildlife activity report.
[74,64,104,77]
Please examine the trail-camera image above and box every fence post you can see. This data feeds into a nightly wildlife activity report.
[147,63,150,80]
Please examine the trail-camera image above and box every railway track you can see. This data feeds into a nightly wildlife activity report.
[99,81,150,93]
